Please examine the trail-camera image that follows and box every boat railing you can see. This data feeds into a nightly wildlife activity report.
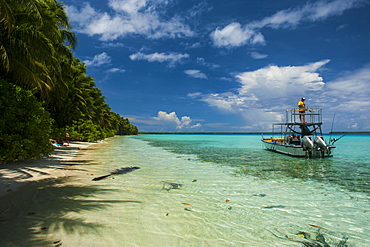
[286,108,322,124]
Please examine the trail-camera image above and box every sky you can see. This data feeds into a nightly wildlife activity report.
[63,0,370,132]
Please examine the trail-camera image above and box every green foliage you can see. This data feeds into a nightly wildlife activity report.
[45,58,139,141]
[0,0,77,95]
[117,117,139,135]
[60,117,137,142]
[0,1,138,163]
[65,119,108,142]
[0,80,54,164]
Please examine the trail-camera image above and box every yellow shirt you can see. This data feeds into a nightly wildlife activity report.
[298,100,305,112]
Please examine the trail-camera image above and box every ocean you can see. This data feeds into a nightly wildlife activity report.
[83,134,370,246]
[2,134,370,246]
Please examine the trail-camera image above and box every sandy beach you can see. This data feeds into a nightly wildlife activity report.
[0,141,104,246]
[0,142,98,199]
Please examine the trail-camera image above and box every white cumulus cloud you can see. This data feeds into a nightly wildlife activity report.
[83,52,111,66]
[129,52,189,66]
[211,22,265,48]
[236,60,329,101]
[313,64,370,130]
[66,1,194,41]
[211,0,365,48]
[189,60,331,129]
[153,111,201,130]
[320,65,370,114]
[108,0,149,14]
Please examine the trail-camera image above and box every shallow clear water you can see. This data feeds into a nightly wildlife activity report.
[1,134,369,246]
[86,134,370,246]
[138,134,370,194]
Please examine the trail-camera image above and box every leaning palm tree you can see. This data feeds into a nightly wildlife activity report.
[0,0,76,96]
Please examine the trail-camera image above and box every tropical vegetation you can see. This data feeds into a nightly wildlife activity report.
[0,0,138,164]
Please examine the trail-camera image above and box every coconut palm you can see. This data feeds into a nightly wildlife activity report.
[0,0,76,95]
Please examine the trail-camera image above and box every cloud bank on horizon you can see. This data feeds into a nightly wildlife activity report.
[65,0,370,132]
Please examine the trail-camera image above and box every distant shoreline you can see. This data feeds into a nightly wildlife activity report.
[139,132,370,135]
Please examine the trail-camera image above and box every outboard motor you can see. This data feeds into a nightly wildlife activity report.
[301,136,314,150]
[314,136,328,157]
[314,136,327,150]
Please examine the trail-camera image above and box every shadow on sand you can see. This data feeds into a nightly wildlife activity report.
[0,148,141,246]
[0,176,141,246]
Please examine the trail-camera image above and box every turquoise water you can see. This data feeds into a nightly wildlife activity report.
[83,134,370,246]
[1,134,369,246]
[137,134,370,194]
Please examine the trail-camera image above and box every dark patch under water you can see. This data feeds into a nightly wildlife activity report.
[138,136,370,194]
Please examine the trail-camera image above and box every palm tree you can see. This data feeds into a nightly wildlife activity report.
[0,0,77,95]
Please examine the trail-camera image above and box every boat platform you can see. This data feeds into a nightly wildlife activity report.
[262,108,335,158]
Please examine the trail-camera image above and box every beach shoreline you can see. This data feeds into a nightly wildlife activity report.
[0,140,118,247]
[0,141,99,200]
[1,135,369,246]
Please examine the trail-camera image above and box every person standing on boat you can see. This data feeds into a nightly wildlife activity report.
[298,97,307,123]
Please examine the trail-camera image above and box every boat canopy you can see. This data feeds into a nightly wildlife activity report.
[271,108,324,137]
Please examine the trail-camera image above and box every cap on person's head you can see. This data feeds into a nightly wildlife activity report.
[301,97,305,101]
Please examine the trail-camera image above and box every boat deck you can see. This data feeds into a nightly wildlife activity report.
[262,108,335,158]
[285,108,323,125]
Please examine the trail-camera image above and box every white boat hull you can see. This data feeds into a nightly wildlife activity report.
[262,108,337,158]
[262,140,335,158]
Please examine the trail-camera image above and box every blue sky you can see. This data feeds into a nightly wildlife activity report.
[64,0,370,132]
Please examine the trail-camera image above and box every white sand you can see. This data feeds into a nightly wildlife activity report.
[0,141,98,199]
[0,141,108,247]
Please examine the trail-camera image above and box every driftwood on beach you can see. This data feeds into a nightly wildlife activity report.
[92,166,140,181]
